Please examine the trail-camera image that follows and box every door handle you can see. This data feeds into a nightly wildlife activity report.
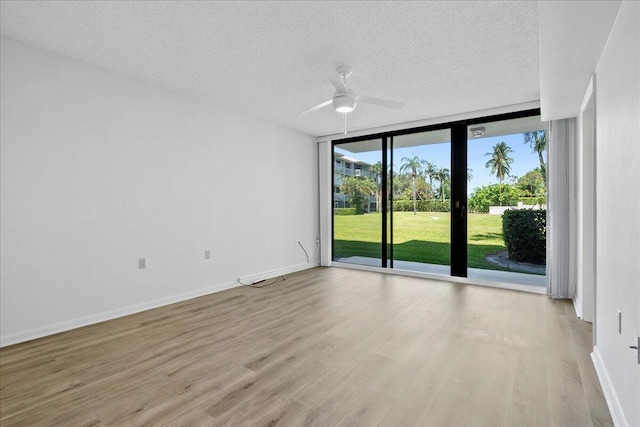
[454,201,465,219]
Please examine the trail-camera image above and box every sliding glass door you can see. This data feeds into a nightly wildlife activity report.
[391,130,451,273]
[466,116,548,287]
[331,109,547,285]
[332,139,385,267]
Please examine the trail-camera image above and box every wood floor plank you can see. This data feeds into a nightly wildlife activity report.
[507,401,551,427]
[548,358,593,427]
[512,349,549,411]
[295,354,395,427]
[369,359,421,399]
[0,267,612,426]
[379,346,468,427]
[248,399,311,427]
[335,390,395,427]
[420,392,474,426]
[566,315,614,427]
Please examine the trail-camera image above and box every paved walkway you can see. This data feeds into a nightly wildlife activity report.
[335,256,547,288]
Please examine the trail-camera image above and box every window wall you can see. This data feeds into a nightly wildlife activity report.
[331,110,548,288]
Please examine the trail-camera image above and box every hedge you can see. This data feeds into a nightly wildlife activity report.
[502,209,546,264]
[392,199,450,212]
[334,208,357,215]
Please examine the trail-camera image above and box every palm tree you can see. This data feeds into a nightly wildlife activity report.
[400,156,423,215]
[485,142,514,184]
[436,167,450,200]
[423,161,438,187]
[524,131,547,184]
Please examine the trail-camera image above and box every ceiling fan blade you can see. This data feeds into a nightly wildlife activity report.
[298,99,333,115]
[358,95,405,110]
[328,75,348,93]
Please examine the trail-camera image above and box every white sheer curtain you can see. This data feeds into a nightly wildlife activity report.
[547,118,577,298]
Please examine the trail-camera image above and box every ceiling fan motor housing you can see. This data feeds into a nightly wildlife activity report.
[333,93,357,113]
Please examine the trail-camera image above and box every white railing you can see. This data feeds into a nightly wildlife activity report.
[334,164,375,179]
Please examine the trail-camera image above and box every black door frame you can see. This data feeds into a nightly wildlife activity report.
[381,137,388,268]
[331,108,541,277]
[450,123,467,277]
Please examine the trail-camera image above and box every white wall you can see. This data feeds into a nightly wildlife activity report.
[0,38,319,346]
[574,79,596,322]
[592,2,640,426]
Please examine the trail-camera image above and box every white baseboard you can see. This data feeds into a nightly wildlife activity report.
[0,262,320,348]
[0,280,239,348]
[591,345,628,427]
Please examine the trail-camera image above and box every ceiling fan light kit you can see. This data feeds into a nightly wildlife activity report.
[299,66,405,133]
[333,93,357,113]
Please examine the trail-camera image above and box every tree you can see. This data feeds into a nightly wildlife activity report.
[436,167,450,201]
[392,170,411,200]
[423,161,438,187]
[485,141,514,184]
[400,156,424,215]
[524,131,547,184]
[468,184,520,213]
[517,168,545,197]
[340,176,376,214]
[400,175,434,202]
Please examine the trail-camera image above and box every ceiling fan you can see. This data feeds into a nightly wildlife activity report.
[299,66,405,133]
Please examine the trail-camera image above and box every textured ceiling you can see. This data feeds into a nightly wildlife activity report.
[538,1,621,121]
[0,1,541,137]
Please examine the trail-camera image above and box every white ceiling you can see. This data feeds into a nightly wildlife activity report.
[538,1,621,121]
[0,1,544,137]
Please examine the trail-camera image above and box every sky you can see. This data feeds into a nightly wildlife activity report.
[335,132,544,195]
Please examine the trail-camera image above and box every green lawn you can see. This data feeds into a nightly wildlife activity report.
[334,212,507,271]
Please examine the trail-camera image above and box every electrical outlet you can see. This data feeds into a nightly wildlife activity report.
[205,250,211,260]
[315,237,319,243]
[138,258,146,269]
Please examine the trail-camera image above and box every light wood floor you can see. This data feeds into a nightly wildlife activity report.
[0,267,613,426]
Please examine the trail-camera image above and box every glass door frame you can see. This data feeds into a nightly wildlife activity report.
[331,108,541,278]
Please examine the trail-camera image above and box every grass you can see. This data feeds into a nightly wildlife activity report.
[334,212,507,271]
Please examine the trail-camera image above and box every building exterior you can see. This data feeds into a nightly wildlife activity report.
[333,152,378,212]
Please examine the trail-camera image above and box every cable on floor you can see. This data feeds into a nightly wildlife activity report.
[237,276,285,288]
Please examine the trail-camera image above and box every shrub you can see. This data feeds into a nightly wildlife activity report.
[392,199,450,212]
[334,208,357,215]
[502,209,546,264]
